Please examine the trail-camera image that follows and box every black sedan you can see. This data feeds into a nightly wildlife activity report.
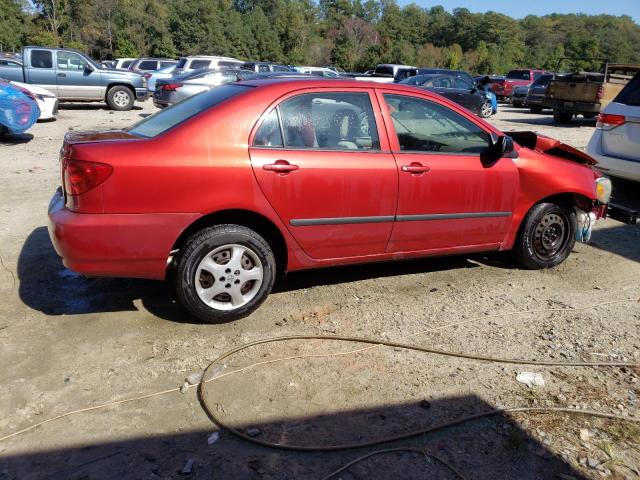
[399,74,492,118]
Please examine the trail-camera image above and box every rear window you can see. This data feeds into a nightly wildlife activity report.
[127,84,250,138]
[138,60,157,70]
[374,65,395,76]
[31,50,53,69]
[176,58,188,68]
[506,70,530,80]
[614,72,640,106]
[190,59,211,70]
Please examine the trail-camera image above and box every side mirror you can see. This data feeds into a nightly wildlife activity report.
[84,63,94,73]
[488,133,515,158]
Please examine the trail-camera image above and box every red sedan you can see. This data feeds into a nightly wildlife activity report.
[48,79,611,323]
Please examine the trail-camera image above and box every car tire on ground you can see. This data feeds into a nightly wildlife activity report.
[513,202,576,270]
[553,109,574,123]
[106,85,135,111]
[479,101,493,118]
[174,224,276,323]
[529,106,543,114]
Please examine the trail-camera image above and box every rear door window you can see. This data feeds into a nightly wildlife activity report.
[190,59,211,69]
[138,60,157,70]
[31,50,53,69]
[614,73,640,106]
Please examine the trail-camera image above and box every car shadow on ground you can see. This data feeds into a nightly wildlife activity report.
[59,103,143,111]
[1,395,590,479]
[0,133,34,145]
[501,117,596,128]
[19,227,485,322]
[590,223,640,263]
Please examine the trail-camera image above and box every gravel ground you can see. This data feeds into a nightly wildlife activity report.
[0,101,639,480]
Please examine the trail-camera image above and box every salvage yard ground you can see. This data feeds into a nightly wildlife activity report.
[0,103,639,479]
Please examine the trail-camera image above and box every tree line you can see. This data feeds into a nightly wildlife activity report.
[1,0,639,74]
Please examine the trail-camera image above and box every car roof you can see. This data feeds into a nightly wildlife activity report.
[235,77,451,92]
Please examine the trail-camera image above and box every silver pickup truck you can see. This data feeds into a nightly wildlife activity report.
[0,47,147,111]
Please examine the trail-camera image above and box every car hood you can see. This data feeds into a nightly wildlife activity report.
[10,80,56,97]
[509,131,596,165]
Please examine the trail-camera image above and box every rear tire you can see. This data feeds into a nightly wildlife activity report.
[174,225,276,323]
[479,101,493,118]
[106,85,135,111]
[553,109,574,123]
[513,203,576,269]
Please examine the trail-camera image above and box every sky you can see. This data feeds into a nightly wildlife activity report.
[397,0,640,23]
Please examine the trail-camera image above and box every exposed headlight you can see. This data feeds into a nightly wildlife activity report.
[595,177,612,204]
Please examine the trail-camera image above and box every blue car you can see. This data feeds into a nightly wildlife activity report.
[0,79,40,134]
[476,75,498,115]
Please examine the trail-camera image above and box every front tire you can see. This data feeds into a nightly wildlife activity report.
[553,109,574,123]
[513,203,576,269]
[479,101,493,118]
[106,85,135,111]
[175,225,276,323]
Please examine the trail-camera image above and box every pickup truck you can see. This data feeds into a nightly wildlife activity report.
[489,69,546,101]
[0,47,147,110]
[546,60,640,123]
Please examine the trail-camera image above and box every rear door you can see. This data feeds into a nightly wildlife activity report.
[249,88,398,260]
[454,77,482,113]
[378,90,518,252]
[601,74,640,162]
[24,49,57,94]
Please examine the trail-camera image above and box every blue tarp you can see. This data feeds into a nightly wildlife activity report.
[0,82,40,134]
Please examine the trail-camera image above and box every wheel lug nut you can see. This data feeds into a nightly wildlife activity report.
[225,268,231,273]
[225,283,231,289]
[234,270,240,275]
[234,279,240,284]
[219,277,225,281]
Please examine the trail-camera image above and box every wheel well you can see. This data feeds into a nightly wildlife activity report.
[535,192,593,212]
[170,210,288,278]
[105,83,135,101]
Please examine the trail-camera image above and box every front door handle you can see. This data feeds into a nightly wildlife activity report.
[263,160,299,173]
[401,163,430,174]
[57,73,66,77]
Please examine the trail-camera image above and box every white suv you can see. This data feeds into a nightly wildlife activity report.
[587,72,640,182]
[173,56,243,75]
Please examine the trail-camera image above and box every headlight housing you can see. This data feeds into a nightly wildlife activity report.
[595,177,612,204]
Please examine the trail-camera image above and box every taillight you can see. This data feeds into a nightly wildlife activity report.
[596,113,625,130]
[63,160,113,195]
[162,83,181,91]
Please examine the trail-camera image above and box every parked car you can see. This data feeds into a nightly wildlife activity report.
[587,72,640,182]
[490,69,546,101]
[47,78,611,323]
[0,47,148,110]
[112,58,137,70]
[295,66,340,78]
[10,80,58,120]
[525,73,554,113]
[0,79,40,134]
[173,56,243,75]
[128,58,177,73]
[399,74,493,118]
[547,62,639,123]
[153,68,243,108]
[145,64,177,94]
[396,68,475,86]
[100,60,116,69]
[241,62,292,73]
[510,85,530,107]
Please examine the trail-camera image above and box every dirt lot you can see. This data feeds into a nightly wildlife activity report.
[0,101,639,480]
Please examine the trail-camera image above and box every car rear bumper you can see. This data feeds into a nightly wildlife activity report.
[587,131,640,182]
[48,187,201,280]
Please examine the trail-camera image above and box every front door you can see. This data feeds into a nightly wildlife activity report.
[379,92,518,253]
[55,51,102,100]
[249,89,398,260]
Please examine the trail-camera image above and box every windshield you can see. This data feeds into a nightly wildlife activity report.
[506,70,531,80]
[127,84,250,138]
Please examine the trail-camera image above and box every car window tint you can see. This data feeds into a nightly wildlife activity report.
[127,84,250,138]
[57,51,86,70]
[454,77,471,89]
[278,92,380,151]
[139,60,157,70]
[274,65,290,72]
[190,59,211,69]
[506,70,530,80]
[433,77,452,88]
[258,64,270,72]
[0,60,20,68]
[253,109,283,147]
[31,50,53,69]
[122,60,133,68]
[176,58,187,68]
[614,72,640,106]
[384,94,490,154]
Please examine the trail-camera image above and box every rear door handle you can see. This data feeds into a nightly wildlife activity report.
[263,160,299,173]
[57,73,66,77]
[401,163,430,174]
